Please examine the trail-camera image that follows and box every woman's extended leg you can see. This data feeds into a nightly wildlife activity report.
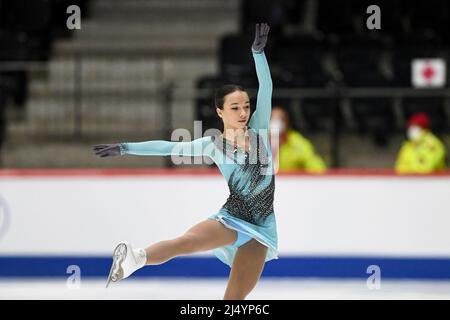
[144,219,237,265]
[223,239,268,300]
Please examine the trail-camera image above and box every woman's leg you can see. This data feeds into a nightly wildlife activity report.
[223,239,268,300]
[144,219,237,265]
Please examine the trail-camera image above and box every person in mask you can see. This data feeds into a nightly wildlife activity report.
[269,106,327,173]
[395,112,447,174]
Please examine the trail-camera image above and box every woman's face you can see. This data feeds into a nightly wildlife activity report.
[216,90,251,130]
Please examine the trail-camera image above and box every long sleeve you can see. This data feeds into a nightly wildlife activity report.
[248,50,273,130]
[122,136,213,158]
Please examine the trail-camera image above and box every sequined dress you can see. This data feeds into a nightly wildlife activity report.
[121,51,278,267]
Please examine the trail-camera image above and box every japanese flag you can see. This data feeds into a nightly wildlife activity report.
[412,58,446,88]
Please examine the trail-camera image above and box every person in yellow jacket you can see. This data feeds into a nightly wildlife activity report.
[269,106,327,173]
[395,112,447,174]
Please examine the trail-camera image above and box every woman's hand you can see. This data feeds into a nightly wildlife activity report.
[93,143,123,157]
[252,23,270,53]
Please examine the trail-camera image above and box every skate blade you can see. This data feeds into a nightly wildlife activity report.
[105,243,127,288]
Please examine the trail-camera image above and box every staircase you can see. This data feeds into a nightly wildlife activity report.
[3,0,240,168]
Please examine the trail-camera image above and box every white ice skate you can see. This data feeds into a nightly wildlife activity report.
[106,241,146,288]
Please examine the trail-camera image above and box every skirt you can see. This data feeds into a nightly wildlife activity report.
[207,208,278,267]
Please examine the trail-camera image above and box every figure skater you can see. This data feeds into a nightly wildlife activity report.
[93,23,277,300]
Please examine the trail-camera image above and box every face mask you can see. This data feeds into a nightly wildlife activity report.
[407,125,424,141]
[270,118,286,133]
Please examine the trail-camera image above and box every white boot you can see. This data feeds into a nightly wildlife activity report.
[106,241,147,288]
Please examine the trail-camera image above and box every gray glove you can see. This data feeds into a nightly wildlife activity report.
[93,143,125,157]
[252,23,270,53]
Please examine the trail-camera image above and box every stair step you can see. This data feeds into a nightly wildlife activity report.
[6,0,238,167]
[2,142,168,168]
[91,0,238,9]
[89,0,239,18]
[28,57,218,95]
[75,24,236,40]
[53,38,218,56]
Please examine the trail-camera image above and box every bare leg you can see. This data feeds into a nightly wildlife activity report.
[223,239,268,300]
[145,219,237,265]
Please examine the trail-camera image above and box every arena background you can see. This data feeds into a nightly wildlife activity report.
[1,0,450,299]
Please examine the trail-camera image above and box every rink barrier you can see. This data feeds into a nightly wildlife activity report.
[1,168,449,279]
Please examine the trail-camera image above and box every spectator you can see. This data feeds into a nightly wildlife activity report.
[395,112,446,174]
[269,106,327,173]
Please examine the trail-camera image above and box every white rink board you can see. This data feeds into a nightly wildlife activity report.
[0,174,449,256]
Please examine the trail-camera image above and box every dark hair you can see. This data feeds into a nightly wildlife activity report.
[214,84,245,109]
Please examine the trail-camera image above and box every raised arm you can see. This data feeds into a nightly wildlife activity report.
[93,136,212,158]
[248,23,273,130]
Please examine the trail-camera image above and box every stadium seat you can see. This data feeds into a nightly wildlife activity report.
[300,97,342,133]
[406,0,448,37]
[350,98,396,146]
[240,0,302,36]
[1,0,53,60]
[219,34,256,78]
[272,34,331,88]
[334,35,390,87]
[317,0,356,35]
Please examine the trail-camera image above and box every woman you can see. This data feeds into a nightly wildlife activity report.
[93,23,276,300]
[270,106,327,173]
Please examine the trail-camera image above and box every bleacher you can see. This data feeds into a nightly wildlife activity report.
[0,1,90,84]
[0,0,449,168]
[0,0,240,168]
[0,0,90,142]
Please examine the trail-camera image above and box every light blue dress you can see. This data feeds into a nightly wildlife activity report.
[121,51,278,267]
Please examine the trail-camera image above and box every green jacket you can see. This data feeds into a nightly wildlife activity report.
[276,130,327,173]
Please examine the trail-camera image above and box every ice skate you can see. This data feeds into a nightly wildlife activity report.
[106,241,146,288]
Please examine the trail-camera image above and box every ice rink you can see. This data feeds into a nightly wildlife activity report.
[1,278,450,300]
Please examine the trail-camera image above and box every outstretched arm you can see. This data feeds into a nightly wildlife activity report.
[248,23,273,130]
[93,136,212,158]
[122,137,211,157]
